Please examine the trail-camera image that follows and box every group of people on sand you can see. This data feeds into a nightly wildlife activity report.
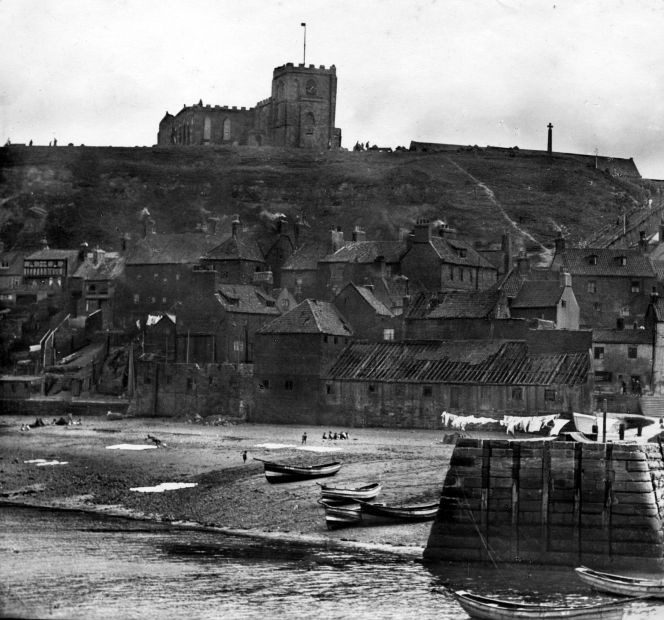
[322,430,349,441]
[20,414,81,431]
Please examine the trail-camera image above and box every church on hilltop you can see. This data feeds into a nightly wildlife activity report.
[157,62,341,150]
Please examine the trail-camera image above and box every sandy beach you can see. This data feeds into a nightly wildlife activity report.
[0,415,456,553]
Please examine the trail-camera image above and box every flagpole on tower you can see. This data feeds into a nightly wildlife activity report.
[301,22,307,64]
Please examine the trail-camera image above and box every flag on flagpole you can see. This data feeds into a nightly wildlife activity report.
[301,22,306,27]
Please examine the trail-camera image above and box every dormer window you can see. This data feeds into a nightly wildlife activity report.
[616,256,627,267]
[457,248,467,258]
[587,255,598,265]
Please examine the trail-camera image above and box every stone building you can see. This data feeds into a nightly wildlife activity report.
[158,62,341,150]
[253,299,352,424]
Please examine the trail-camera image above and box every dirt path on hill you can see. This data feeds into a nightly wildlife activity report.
[0,416,455,551]
[444,157,552,264]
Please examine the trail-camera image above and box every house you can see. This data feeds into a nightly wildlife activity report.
[0,245,26,303]
[400,219,498,292]
[317,227,407,302]
[120,231,222,327]
[332,282,400,340]
[212,284,280,363]
[550,236,656,329]
[322,336,592,428]
[200,216,265,284]
[280,242,330,301]
[254,299,353,424]
[509,272,580,329]
[404,289,512,340]
[591,326,652,401]
[23,245,81,289]
[71,248,125,328]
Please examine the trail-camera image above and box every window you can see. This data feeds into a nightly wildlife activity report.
[594,371,612,382]
[326,383,334,395]
[368,384,376,393]
[594,347,604,360]
[628,346,638,359]
[511,387,523,400]
[593,302,601,313]
[333,336,338,344]
[284,380,294,390]
[165,375,172,385]
[162,297,167,304]
[423,385,432,397]
[544,389,556,401]
[588,255,598,265]
[383,328,395,341]
[617,256,627,266]
[323,335,329,343]
[560,299,566,308]
[631,280,640,293]
[233,340,244,352]
[186,378,194,392]
[133,294,139,304]
[150,297,156,304]
[260,379,270,389]
[153,273,158,279]
[144,374,151,384]
[587,280,597,294]
[449,265,454,281]
[223,118,231,141]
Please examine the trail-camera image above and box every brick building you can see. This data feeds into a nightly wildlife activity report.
[400,219,498,292]
[157,62,341,150]
[550,237,656,329]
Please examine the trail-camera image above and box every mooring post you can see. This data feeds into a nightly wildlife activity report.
[602,398,608,443]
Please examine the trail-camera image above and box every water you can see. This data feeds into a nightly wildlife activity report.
[0,506,661,619]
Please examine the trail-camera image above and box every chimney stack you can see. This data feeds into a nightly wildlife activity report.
[413,218,431,244]
[547,122,553,155]
[651,287,660,305]
[40,237,49,250]
[352,226,366,242]
[559,268,572,288]
[554,231,565,254]
[639,230,648,253]
[517,251,530,275]
[231,214,241,238]
[330,226,344,252]
[207,216,220,235]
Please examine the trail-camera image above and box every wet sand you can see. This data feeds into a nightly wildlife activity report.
[0,416,456,552]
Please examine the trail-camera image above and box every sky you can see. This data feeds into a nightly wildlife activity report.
[2,0,664,178]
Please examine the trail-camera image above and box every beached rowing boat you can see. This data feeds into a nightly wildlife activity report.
[254,458,342,483]
[452,589,635,620]
[575,565,664,598]
[318,499,362,529]
[317,481,382,502]
[355,499,439,522]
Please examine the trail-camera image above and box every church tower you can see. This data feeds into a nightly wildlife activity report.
[267,63,340,149]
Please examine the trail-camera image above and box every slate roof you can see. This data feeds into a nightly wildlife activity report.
[649,298,664,322]
[511,281,564,308]
[258,299,353,336]
[405,290,503,319]
[326,340,589,385]
[215,284,280,315]
[428,237,495,269]
[204,235,264,263]
[318,240,407,264]
[339,283,394,317]
[25,249,79,262]
[126,233,223,265]
[592,328,651,344]
[551,248,655,277]
[282,242,328,271]
[72,253,125,280]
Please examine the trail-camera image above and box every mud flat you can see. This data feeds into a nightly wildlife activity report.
[0,416,454,553]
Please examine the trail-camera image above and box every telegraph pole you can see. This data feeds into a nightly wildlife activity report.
[301,22,307,64]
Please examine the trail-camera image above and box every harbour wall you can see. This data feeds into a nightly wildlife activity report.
[424,438,664,570]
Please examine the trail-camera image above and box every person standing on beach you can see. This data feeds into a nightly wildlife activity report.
[242,450,247,463]
[301,432,307,445]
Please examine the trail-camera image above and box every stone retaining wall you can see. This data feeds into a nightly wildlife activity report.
[424,438,664,569]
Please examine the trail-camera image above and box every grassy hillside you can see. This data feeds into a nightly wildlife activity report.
[0,144,656,255]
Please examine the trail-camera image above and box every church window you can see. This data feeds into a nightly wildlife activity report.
[203,116,211,142]
[223,118,231,141]
[303,112,315,135]
[277,81,285,100]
